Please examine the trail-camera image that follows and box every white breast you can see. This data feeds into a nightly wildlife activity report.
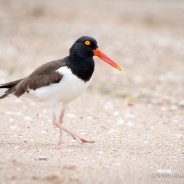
[27,66,92,105]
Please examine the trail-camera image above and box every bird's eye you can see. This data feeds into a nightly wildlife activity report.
[84,40,91,46]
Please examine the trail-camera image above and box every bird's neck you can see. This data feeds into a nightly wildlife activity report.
[66,53,95,82]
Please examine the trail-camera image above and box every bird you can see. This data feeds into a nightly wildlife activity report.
[0,36,122,145]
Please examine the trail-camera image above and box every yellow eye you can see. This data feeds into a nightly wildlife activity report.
[84,40,91,46]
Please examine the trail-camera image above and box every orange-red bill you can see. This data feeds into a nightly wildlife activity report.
[93,48,122,71]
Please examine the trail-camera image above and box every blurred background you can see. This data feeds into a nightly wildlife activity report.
[0,0,184,107]
[0,1,184,183]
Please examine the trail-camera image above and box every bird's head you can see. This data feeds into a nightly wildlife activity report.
[70,36,122,71]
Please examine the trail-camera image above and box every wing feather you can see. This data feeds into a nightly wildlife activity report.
[0,58,68,98]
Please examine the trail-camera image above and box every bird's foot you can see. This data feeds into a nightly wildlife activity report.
[57,140,63,146]
[74,135,95,144]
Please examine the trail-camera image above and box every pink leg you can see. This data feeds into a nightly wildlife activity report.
[57,108,65,146]
[52,107,94,144]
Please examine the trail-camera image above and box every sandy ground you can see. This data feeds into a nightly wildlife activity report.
[0,0,184,184]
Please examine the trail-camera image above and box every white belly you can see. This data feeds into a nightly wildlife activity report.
[26,66,92,105]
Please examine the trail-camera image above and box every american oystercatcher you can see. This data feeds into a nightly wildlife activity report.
[0,36,122,145]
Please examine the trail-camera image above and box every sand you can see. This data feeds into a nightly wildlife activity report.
[0,0,184,184]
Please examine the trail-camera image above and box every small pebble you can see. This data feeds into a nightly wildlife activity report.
[36,156,48,161]
[170,105,178,111]
[9,126,16,130]
[126,122,134,126]
[5,111,21,116]
[113,162,121,166]
[67,113,75,118]
[113,111,119,116]
[178,100,184,107]
[41,130,46,134]
[176,134,182,138]
[117,119,124,125]
[97,151,104,155]
[108,129,116,134]
[24,116,33,122]
[9,118,15,123]
[104,101,114,110]
[124,113,134,119]
[160,107,167,111]
[80,132,88,135]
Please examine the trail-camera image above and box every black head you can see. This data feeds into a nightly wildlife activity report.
[69,36,98,58]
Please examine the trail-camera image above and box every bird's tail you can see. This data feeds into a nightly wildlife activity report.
[0,78,24,99]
